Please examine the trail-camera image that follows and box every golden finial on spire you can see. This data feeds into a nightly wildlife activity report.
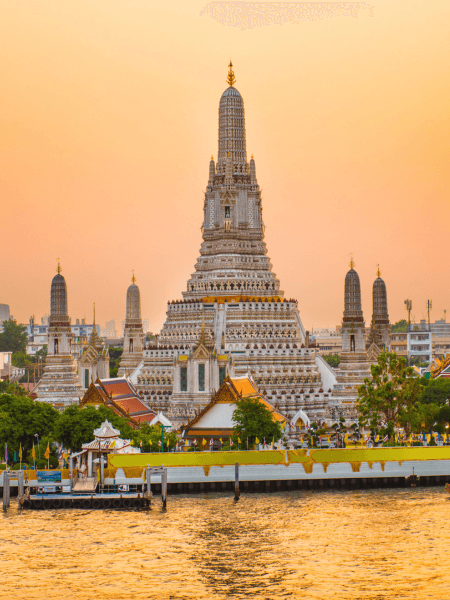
[211,155,214,161]
[56,258,62,274]
[93,302,96,325]
[226,60,236,87]
[377,264,381,278]
[251,154,254,159]
[132,270,136,284]
[349,254,355,270]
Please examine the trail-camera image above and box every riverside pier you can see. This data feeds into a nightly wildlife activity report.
[2,446,450,509]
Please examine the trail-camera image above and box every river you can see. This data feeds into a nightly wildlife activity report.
[1,487,449,599]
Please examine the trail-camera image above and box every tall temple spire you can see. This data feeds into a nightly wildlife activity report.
[118,275,144,376]
[226,60,236,87]
[217,63,247,166]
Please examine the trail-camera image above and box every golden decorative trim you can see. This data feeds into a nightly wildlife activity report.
[226,60,236,87]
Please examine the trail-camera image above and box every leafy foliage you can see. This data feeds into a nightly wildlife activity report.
[357,352,423,434]
[391,319,408,333]
[128,423,177,452]
[108,347,123,378]
[419,377,450,406]
[12,345,47,369]
[323,354,341,368]
[53,405,135,452]
[0,392,59,457]
[232,396,282,444]
[0,320,28,353]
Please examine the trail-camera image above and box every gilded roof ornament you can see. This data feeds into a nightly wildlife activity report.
[226,60,236,87]
[132,270,136,284]
[349,254,355,270]
[377,264,381,278]
[57,258,62,274]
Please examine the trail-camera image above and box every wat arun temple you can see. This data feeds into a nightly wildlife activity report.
[36,63,391,430]
[128,63,338,427]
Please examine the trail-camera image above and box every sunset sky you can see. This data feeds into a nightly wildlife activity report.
[1,0,449,333]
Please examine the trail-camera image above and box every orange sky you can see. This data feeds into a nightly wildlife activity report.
[1,0,449,333]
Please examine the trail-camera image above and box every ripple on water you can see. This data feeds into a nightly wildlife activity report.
[1,488,449,599]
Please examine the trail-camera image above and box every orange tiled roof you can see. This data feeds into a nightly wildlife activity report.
[231,376,259,397]
[101,378,137,399]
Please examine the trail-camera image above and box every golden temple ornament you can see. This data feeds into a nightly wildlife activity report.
[377,264,381,278]
[349,254,355,270]
[132,270,136,284]
[56,258,62,274]
[227,60,236,87]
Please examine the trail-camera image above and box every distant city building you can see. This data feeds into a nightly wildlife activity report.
[0,351,24,382]
[0,304,11,325]
[390,317,450,364]
[310,328,342,355]
[100,319,117,338]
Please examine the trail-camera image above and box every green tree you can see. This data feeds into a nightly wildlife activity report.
[232,396,282,445]
[357,352,423,436]
[323,354,340,368]
[129,423,177,452]
[109,347,123,378]
[419,378,450,406]
[53,404,135,452]
[0,392,59,457]
[391,319,408,333]
[0,320,28,353]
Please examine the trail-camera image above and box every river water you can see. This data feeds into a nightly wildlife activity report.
[1,488,449,600]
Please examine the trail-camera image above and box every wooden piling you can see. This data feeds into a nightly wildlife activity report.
[234,462,240,501]
[3,472,11,511]
[161,466,167,510]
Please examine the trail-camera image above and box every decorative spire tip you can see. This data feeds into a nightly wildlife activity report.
[349,254,355,270]
[377,264,381,278]
[132,270,136,284]
[56,258,62,274]
[226,60,236,87]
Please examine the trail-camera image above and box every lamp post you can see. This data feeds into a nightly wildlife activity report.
[34,433,40,458]
[160,424,171,453]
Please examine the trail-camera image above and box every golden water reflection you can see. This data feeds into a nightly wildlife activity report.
[1,488,449,599]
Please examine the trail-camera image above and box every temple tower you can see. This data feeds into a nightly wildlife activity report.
[118,272,144,376]
[341,257,366,353]
[132,63,335,428]
[35,261,82,406]
[329,258,371,422]
[369,266,390,350]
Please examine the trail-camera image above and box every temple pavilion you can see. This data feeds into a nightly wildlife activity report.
[181,375,287,449]
[80,377,156,426]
